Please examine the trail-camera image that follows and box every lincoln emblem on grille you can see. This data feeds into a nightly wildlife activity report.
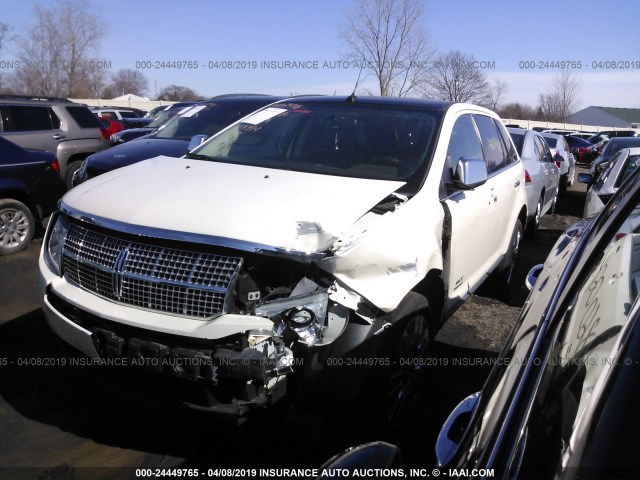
[113,247,130,298]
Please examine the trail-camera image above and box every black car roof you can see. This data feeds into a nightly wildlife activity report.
[199,94,285,105]
[272,95,453,110]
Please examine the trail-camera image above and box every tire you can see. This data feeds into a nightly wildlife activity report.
[526,197,542,239]
[377,292,434,434]
[0,199,36,255]
[65,161,83,189]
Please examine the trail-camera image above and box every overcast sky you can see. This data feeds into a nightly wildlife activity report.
[2,0,639,110]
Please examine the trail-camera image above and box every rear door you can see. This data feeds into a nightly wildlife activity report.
[0,104,63,153]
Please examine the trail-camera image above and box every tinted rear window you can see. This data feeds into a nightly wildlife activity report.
[65,106,103,129]
[2,105,59,131]
[119,111,139,118]
[509,132,524,156]
[543,136,557,148]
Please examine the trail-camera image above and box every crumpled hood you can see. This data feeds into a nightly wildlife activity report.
[63,156,405,253]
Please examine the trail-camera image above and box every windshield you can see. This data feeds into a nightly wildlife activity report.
[154,102,267,141]
[603,138,640,159]
[148,109,178,128]
[190,101,441,182]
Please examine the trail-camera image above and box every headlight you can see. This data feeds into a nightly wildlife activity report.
[45,215,70,276]
[253,291,329,346]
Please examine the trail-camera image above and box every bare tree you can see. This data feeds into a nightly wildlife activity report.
[0,22,11,52]
[158,84,204,101]
[498,102,539,121]
[10,0,104,97]
[103,69,149,98]
[484,79,509,112]
[340,0,434,96]
[421,50,490,104]
[0,22,12,91]
[537,71,581,122]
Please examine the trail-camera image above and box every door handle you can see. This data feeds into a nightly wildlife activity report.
[53,134,65,140]
[514,180,520,188]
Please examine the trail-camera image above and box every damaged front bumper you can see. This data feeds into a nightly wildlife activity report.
[41,269,354,419]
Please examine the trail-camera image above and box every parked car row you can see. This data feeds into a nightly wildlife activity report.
[507,128,560,238]
[0,136,66,255]
[73,95,282,184]
[109,102,197,145]
[0,95,110,187]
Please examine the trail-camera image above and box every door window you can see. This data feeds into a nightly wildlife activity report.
[2,106,59,132]
[473,114,508,174]
[443,114,484,187]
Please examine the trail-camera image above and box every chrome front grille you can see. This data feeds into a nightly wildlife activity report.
[62,223,243,319]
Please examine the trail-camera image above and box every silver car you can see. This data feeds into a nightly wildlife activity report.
[580,147,640,217]
[542,133,576,192]
[508,128,560,237]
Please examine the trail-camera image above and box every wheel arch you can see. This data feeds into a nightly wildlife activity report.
[0,190,39,219]
[411,269,445,329]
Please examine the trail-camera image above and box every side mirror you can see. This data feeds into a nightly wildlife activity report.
[316,442,402,477]
[436,392,480,467]
[454,157,488,190]
[187,134,209,151]
[525,264,544,291]
[578,173,593,185]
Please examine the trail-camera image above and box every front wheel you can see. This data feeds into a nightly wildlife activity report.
[385,311,431,432]
[0,199,36,255]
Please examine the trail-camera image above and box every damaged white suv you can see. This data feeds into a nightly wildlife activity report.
[39,96,527,422]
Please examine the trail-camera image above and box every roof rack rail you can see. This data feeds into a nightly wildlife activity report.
[0,94,73,103]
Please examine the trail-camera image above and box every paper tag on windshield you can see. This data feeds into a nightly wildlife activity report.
[242,107,287,125]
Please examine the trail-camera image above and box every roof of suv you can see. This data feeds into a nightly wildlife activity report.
[0,94,75,105]
[276,95,454,110]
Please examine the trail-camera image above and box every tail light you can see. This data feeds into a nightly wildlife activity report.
[51,158,60,174]
[100,127,109,140]
[525,170,532,184]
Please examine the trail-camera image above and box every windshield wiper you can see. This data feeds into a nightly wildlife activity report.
[184,152,213,161]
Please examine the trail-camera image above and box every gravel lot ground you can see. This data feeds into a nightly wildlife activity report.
[0,175,586,479]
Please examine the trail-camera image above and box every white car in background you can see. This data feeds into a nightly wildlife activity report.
[508,128,560,237]
[580,147,640,217]
[542,133,576,192]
